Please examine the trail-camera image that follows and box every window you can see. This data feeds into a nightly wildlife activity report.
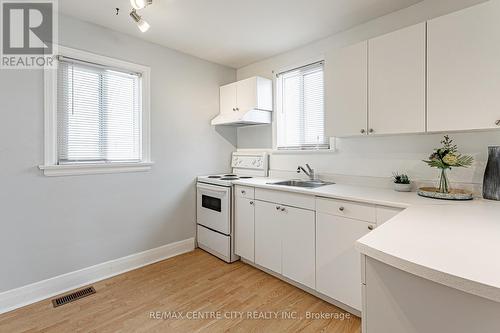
[41,47,151,176]
[276,61,328,150]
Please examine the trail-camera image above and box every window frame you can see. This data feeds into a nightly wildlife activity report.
[274,58,330,151]
[40,46,152,176]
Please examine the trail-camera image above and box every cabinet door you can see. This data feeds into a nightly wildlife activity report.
[282,205,315,289]
[316,213,374,311]
[235,196,255,262]
[236,77,258,112]
[325,41,368,137]
[368,23,426,135]
[254,200,282,274]
[220,82,237,114]
[427,1,500,131]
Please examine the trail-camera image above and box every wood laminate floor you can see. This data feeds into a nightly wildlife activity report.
[0,249,361,333]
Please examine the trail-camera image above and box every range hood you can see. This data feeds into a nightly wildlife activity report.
[211,109,272,126]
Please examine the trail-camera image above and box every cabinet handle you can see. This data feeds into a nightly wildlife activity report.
[249,201,254,205]
[232,108,236,111]
[236,107,239,111]
[280,207,286,212]
[368,225,374,230]
[495,120,500,126]
[360,129,366,134]
[339,206,345,212]
[276,205,281,210]
[241,190,246,194]
[369,128,374,134]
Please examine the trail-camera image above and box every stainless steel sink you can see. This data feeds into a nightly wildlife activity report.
[268,180,335,188]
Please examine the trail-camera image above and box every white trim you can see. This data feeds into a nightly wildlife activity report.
[38,161,154,176]
[0,238,195,315]
[42,45,152,176]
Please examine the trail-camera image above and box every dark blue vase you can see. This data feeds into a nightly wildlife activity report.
[483,146,500,201]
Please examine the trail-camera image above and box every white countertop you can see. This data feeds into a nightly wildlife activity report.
[233,177,500,303]
[233,177,455,208]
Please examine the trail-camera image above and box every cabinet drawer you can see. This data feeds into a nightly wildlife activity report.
[255,188,315,210]
[376,206,403,225]
[316,197,376,222]
[235,185,254,199]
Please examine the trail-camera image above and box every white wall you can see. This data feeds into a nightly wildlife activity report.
[0,15,236,292]
[236,0,498,189]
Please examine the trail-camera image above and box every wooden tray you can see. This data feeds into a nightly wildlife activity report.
[417,187,473,201]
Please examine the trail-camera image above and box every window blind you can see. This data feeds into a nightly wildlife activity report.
[277,61,328,150]
[57,57,141,164]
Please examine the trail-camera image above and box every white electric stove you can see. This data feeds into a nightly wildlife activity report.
[196,152,268,262]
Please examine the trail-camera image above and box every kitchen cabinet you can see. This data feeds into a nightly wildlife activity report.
[368,23,426,135]
[253,189,315,288]
[316,198,376,311]
[363,256,500,333]
[281,205,315,289]
[219,83,238,115]
[235,184,407,315]
[254,200,282,274]
[427,1,500,132]
[325,41,368,137]
[219,76,272,114]
[234,195,255,262]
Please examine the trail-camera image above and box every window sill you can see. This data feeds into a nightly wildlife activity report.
[38,162,153,177]
[272,148,336,155]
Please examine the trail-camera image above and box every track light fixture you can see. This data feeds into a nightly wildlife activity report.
[130,0,152,10]
[130,9,150,33]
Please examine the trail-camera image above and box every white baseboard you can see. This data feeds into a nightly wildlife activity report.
[0,238,195,315]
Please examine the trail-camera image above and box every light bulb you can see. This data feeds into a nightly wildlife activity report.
[130,9,150,33]
[137,19,150,32]
[130,0,146,10]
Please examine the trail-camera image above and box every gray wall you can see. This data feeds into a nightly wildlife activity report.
[0,15,236,292]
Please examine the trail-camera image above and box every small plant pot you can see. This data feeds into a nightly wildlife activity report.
[394,183,412,192]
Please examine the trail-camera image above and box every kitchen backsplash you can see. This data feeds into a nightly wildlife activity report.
[238,130,500,196]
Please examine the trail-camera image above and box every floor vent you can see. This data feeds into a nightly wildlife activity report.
[52,286,96,308]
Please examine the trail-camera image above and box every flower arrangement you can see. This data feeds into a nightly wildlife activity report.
[423,135,473,193]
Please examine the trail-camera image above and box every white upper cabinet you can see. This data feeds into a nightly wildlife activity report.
[325,41,368,137]
[220,77,272,114]
[427,1,500,132]
[219,83,237,114]
[368,23,426,135]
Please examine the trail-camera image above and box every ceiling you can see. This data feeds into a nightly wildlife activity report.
[59,0,423,68]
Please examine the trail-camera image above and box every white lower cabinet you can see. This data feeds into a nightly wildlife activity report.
[234,195,255,261]
[316,211,375,311]
[234,186,403,314]
[254,200,282,274]
[281,205,315,289]
[254,199,315,288]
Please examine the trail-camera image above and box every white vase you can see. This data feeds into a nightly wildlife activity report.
[394,183,412,192]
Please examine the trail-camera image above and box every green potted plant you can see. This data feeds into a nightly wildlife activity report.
[423,135,473,194]
[392,172,411,192]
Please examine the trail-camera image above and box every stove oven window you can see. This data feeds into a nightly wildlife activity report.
[202,195,221,212]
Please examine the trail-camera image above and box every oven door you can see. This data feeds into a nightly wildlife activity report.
[196,182,231,235]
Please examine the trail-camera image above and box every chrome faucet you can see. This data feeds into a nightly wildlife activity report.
[297,164,316,180]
